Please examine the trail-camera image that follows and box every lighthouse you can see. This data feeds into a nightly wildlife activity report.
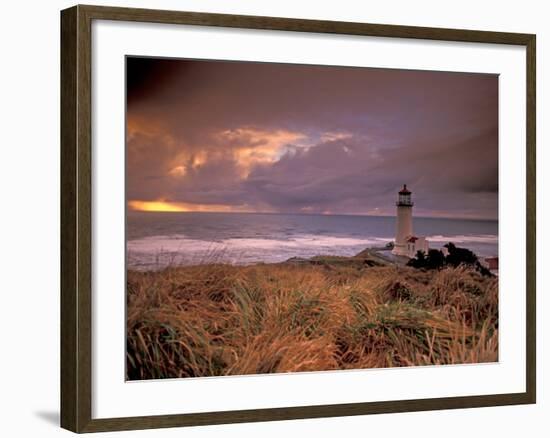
[393,185,413,256]
[392,184,429,257]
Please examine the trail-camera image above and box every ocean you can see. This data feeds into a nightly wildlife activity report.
[126,211,498,270]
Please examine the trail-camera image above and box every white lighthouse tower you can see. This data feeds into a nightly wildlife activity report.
[393,185,414,256]
[392,184,429,257]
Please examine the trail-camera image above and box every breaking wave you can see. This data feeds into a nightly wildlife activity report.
[426,234,498,244]
[127,234,392,269]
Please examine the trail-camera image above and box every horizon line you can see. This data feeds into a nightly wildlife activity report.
[127,208,497,222]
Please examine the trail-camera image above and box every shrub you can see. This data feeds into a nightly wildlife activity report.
[444,242,478,267]
[408,243,492,277]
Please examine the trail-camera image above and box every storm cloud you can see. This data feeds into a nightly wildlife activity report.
[126,57,498,219]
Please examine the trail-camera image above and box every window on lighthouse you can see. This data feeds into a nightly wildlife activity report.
[398,193,412,205]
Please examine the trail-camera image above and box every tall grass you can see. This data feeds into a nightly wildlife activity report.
[126,261,498,380]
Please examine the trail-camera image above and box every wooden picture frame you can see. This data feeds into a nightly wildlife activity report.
[61,4,536,433]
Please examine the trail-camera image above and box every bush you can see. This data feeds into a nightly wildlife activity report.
[407,249,445,270]
[444,242,477,267]
[408,243,492,277]
[427,249,446,269]
[407,250,427,268]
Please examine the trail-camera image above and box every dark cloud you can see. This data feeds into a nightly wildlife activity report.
[126,57,498,219]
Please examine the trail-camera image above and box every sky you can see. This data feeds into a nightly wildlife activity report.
[126,57,498,220]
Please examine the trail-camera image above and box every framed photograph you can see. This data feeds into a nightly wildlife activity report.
[60,4,536,433]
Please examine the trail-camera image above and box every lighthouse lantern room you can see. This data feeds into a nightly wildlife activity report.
[397,185,413,207]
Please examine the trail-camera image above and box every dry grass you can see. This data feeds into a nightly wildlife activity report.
[126,260,498,380]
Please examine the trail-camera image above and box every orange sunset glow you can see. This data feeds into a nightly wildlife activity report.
[128,200,257,213]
